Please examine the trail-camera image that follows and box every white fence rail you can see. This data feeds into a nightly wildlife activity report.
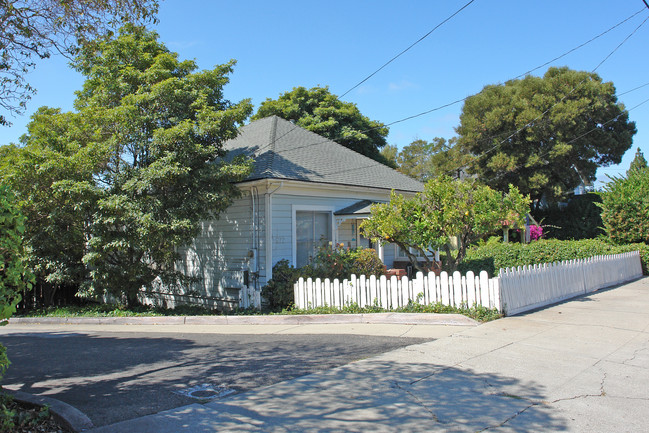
[499,251,642,315]
[293,251,643,316]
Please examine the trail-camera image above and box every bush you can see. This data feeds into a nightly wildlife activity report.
[459,238,648,276]
[261,246,385,310]
[261,260,302,310]
[600,168,649,244]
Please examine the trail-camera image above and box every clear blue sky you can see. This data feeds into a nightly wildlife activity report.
[2,0,648,186]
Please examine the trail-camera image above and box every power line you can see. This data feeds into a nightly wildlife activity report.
[339,0,477,98]
[471,13,649,168]
[250,8,649,168]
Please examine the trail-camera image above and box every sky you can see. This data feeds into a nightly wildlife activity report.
[2,0,648,187]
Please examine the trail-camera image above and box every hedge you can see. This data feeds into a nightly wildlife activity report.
[458,239,648,276]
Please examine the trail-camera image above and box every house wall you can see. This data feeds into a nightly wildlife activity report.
[150,189,267,310]
[155,181,416,309]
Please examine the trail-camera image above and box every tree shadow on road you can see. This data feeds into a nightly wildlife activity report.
[0,331,428,427]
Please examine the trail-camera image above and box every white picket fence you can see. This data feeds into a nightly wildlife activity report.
[499,251,642,315]
[293,251,643,316]
[294,270,501,311]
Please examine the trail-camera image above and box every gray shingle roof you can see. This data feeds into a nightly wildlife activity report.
[225,116,424,192]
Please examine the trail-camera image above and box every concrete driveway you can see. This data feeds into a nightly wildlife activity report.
[83,277,649,432]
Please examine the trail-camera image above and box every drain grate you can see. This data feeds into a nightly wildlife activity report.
[174,383,235,401]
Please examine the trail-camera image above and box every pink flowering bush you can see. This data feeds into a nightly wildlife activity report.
[529,225,543,241]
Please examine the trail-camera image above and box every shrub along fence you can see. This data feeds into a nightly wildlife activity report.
[293,251,642,316]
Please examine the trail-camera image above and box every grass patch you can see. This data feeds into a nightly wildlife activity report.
[276,302,502,322]
[16,303,222,318]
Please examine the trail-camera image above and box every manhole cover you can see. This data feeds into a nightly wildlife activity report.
[174,383,234,401]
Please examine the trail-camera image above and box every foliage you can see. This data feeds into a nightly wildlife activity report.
[394,137,470,182]
[309,244,384,281]
[459,238,649,276]
[0,0,159,125]
[361,176,530,272]
[0,186,33,324]
[0,186,34,382]
[16,302,223,318]
[2,25,253,307]
[532,193,604,240]
[627,147,648,175]
[252,86,392,165]
[262,247,385,310]
[0,392,56,432]
[600,167,649,245]
[282,302,502,322]
[457,67,636,203]
[0,107,104,302]
[380,144,398,166]
[261,260,302,310]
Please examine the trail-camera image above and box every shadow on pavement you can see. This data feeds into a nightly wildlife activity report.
[0,331,427,427]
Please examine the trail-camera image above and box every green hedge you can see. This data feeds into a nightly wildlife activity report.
[458,239,648,276]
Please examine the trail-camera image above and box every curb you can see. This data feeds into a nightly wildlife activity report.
[6,389,94,432]
[9,312,478,327]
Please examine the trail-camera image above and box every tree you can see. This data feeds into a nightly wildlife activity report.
[252,86,392,165]
[380,144,398,166]
[627,147,648,175]
[0,107,104,304]
[2,25,253,306]
[456,67,636,204]
[394,137,469,182]
[0,0,159,125]
[600,167,649,245]
[360,176,529,272]
[0,185,34,377]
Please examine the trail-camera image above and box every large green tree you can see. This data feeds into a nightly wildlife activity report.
[0,107,104,303]
[0,0,159,125]
[361,176,529,272]
[457,67,636,203]
[252,86,392,165]
[2,25,253,306]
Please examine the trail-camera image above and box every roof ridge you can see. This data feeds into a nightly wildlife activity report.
[262,115,278,177]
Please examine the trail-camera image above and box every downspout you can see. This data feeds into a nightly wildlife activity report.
[265,181,283,282]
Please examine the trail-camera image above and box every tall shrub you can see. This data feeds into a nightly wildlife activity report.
[600,168,649,244]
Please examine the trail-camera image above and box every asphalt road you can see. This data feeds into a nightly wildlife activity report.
[0,329,429,427]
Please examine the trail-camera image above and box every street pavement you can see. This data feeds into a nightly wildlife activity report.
[4,278,649,432]
[1,316,470,427]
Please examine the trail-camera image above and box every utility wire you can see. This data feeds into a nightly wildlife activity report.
[251,8,648,165]
[339,0,477,98]
[319,94,649,179]
[471,13,649,168]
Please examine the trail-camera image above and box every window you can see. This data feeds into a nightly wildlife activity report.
[295,211,332,267]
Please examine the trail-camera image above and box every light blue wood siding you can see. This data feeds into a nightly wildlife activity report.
[174,192,266,298]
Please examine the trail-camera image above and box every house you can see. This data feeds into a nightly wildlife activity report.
[146,116,424,309]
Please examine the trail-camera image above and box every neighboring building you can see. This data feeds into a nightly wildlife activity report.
[147,116,424,309]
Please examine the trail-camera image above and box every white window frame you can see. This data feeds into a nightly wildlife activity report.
[291,205,335,267]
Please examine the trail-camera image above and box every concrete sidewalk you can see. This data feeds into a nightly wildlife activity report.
[85,277,649,433]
